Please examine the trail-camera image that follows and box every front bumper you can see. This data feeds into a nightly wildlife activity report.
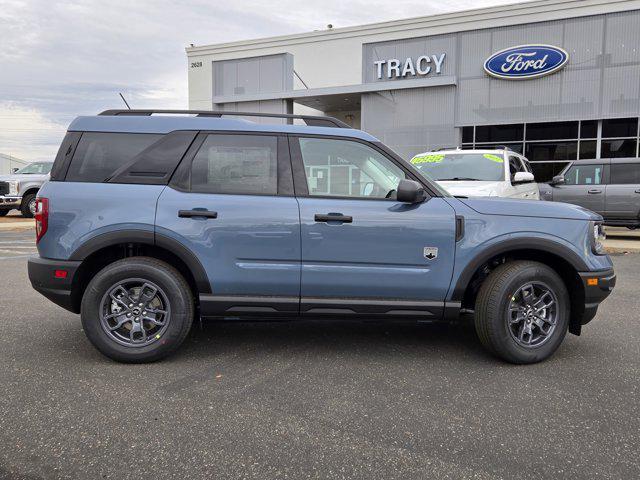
[577,268,616,326]
[28,256,82,313]
[0,195,21,208]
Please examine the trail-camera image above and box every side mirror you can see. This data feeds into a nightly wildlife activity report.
[513,171,535,184]
[550,175,565,186]
[11,168,19,173]
[396,179,427,203]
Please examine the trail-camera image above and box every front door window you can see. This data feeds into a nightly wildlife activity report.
[298,137,405,199]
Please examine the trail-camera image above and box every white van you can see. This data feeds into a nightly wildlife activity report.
[409,148,539,199]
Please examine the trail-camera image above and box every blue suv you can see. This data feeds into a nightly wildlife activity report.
[28,110,616,364]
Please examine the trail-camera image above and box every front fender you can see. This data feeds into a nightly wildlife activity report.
[448,232,590,302]
[19,181,44,196]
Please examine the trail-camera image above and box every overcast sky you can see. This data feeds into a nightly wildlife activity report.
[1,0,520,162]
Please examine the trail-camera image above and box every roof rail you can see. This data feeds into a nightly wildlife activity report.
[430,146,459,152]
[98,109,351,129]
[495,145,513,151]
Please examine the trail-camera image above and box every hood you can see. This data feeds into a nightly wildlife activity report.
[0,173,49,182]
[459,197,601,221]
[437,180,504,197]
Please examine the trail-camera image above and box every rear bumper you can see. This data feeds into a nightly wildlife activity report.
[577,268,616,326]
[28,256,82,313]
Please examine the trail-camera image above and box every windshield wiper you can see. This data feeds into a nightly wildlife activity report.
[437,177,480,181]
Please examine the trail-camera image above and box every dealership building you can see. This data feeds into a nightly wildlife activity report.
[187,0,640,180]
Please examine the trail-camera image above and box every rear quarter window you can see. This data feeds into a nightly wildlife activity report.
[65,133,162,183]
[610,163,640,185]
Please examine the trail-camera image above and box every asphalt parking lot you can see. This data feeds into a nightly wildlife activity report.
[0,232,639,479]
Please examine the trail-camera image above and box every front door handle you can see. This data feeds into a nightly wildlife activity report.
[314,213,353,223]
[178,209,218,219]
[635,189,640,194]
[587,189,602,194]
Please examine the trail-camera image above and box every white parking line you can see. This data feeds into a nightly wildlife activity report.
[0,254,32,260]
[0,249,37,255]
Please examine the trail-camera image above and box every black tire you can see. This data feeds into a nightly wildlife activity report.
[474,260,569,364]
[20,193,36,218]
[81,257,194,363]
[0,209,9,217]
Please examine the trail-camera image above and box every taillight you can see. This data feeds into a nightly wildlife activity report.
[35,197,49,243]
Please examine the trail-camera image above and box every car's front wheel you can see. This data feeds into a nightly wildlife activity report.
[0,209,9,217]
[81,257,194,363]
[474,260,569,364]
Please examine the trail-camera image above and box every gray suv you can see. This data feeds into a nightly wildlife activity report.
[0,161,53,217]
[539,158,640,228]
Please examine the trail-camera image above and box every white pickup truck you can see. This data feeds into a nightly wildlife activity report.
[0,161,53,217]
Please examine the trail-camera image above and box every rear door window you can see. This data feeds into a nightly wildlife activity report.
[564,164,604,185]
[190,134,278,195]
[609,163,640,184]
[66,133,162,183]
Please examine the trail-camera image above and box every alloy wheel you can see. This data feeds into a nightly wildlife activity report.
[29,198,37,216]
[99,278,171,347]
[506,282,558,348]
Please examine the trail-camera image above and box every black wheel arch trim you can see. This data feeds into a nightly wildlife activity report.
[450,237,589,302]
[68,229,211,294]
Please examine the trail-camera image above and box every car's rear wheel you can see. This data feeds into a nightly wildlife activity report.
[81,257,194,363]
[20,193,36,218]
[474,260,569,364]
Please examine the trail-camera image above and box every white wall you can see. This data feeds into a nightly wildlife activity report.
[0,154,28,175]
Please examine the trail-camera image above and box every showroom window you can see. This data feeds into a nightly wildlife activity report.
[461,118,640,181]
[601,118,638,158]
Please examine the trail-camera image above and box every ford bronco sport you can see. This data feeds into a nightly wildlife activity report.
[539,158,640,228]
[28,110,616,364]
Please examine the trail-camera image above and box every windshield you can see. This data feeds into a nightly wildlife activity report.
[16,162,53,174]
[409,153,505,182]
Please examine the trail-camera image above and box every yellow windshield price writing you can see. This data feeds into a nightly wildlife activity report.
[410,154,445,164]
[483,154,504,163]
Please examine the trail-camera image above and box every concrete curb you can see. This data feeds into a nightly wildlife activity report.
[604,246,640,254]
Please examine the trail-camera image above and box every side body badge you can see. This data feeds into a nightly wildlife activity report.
[423,247,438,260]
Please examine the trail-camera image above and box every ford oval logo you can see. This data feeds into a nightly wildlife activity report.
[484,44,569,80]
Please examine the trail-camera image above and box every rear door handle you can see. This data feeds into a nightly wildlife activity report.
[314,213,353,223]
[635,189,640,194]
[588,189,602,194]
[178,209,218,219]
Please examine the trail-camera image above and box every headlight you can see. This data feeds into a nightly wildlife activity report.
[590,221,606,255]
[8,181,18,196]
